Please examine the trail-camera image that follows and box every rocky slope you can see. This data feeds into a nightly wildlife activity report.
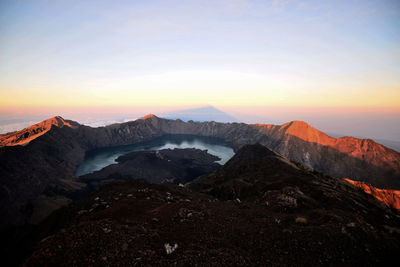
[345,178,400,211]
[22,144,400,266]
[0,122,86,228]
[1,115,400,229]
[0,116,73,147]
[255,121,400,188]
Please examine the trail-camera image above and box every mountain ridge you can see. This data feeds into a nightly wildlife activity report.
[1,114,400,228]
[0,116,73,147]
[345,178,400,211]
[1,114,399,187]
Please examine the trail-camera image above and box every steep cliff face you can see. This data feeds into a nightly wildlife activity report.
[345,178,400,211]
[253,121,400,188]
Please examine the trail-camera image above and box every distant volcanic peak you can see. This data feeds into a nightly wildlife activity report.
[141,114,159,120]
[282,120,310,128]
[280,120,335,145]
[281,120,314,132]
[0,116,72,147]
[43,116,71,128]
[32,116,72,131]
[345,178,400,211]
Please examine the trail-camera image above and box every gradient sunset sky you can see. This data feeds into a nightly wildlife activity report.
[0,0,399,140]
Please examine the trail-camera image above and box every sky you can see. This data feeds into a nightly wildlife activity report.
[0,0,399,140]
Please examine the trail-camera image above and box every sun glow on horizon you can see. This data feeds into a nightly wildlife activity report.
[1,69,399,108]
[0,0,399,138]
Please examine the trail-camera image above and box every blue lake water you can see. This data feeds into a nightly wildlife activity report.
[75,135,235,176]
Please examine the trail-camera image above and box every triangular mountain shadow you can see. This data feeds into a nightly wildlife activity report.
[160,105,239,123]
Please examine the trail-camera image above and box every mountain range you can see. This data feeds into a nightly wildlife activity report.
[1,114,400,228]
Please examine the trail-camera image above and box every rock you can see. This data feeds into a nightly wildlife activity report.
[164,243,178,255]
[77,210,88,215]
[347,222,356,227]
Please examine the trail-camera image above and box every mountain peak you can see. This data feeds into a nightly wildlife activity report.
[235,143,279,159]
[280,120,335,144]
[45,116,71,127]
[225,143,300,171]
[0,116,72,147]
[141,114,158,120]
[282,120,310,128]
[189,143,302,191]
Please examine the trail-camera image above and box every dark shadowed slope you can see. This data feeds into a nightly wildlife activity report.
[23,144,400,266]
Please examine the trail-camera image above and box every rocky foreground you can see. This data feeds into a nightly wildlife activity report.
[23,145,400,266]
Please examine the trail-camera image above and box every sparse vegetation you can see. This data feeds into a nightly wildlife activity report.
[295,216,308,224]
